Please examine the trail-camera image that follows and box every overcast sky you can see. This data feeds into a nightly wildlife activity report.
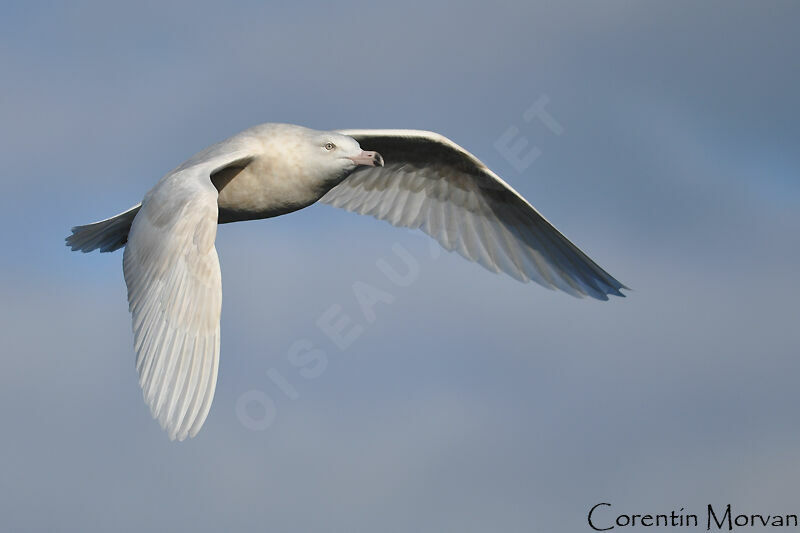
[2,1,799,532]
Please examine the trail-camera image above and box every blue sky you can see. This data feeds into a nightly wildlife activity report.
[1,1,799,532]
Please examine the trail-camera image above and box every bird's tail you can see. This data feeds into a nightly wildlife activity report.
[66,203,142,253]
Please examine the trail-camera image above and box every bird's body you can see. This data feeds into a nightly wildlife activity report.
[204,123,365,222]
[67,123,626,441]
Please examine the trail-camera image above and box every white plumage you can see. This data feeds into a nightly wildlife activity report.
[322,129,625,299]
[67,123,626,440]
[124,151,250,440]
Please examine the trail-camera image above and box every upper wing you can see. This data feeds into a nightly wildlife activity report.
[123,152,252,441]
[321,129,626,300]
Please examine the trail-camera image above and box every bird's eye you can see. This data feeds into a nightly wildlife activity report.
[324,142,336,151]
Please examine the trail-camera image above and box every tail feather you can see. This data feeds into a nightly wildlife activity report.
[66,204,142,253]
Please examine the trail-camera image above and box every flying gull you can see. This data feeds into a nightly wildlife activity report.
[67,123,627,441]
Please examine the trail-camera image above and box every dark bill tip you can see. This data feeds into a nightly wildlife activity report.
[349,150,384,167]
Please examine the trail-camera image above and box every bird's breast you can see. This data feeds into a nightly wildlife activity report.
[215,158,325,223]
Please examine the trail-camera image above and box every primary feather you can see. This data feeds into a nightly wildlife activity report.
[323,129,626,299]
[122,151,249,440]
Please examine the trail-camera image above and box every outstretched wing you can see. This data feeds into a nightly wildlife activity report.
[321,129,626,300]
[123,152,252,440]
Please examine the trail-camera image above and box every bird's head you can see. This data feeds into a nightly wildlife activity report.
[306,129,384,186]
[261,125,383,190]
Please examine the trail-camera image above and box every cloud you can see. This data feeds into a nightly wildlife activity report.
[1,1,799,532]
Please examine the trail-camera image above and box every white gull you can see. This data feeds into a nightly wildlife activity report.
[67,123,627,441]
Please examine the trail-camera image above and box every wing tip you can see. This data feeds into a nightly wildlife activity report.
[152,409,194,442]
[596,284,630,301]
